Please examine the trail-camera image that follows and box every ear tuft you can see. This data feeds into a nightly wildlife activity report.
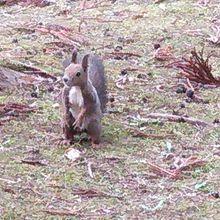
[71,48,78,64]
[82,54,89,73]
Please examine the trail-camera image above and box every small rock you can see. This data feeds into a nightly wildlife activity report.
[115,46,123,51]
[213,119,220,124]
[123,107,130,112]
[186,89,194,98]
[64,148,81,161]
[203,100,210,104]
[120,70,128,75]
[169,165,176,170]
[31,92,38,98]
[118,37,124,42]
[109,97,115,103]
[154,43,161,50]
[137,73,147,79]
[211,192,219,199]
[176,85,187,94]
[47,86,54,92]
[180,103,185,108]
[142,97,148,103]
[12,38,18,43]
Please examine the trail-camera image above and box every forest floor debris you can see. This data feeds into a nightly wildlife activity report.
[0,1,220,219]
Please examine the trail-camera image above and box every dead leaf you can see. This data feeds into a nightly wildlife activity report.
[64,148,81,161]
[154,46,173,61]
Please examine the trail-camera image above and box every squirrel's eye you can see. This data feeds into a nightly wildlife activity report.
[76,72,81,77]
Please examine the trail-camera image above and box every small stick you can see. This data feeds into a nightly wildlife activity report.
[42,208,81,216]
[147,162,179,179]
[87,161,94,178]
[107,52,142,58]
[0,178,17,184]
[145,113,210,127]
[127,127,176,139]
[2,60,56,80]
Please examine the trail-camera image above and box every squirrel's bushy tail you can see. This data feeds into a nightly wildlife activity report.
[88,55,107,113]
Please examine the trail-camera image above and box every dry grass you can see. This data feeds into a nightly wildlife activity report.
[0,0,220,219]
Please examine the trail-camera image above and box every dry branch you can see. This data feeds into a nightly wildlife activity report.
[35,24,85,47]
[170,48,220,86]
[0,102,37,126]
[78,0,110,11]
[42,208,81,216]
[145,113,210,127]
[0,103,37,114]
[1,60,56,81]
[20,158,48,166]
[16,24,85,47]
[148,156,207,179]
[128,127,176,139]
[1,0,51,7]
[72,187,122,199]
[174,156,207,172]
[105,52,142,60]
[148,162,178,179]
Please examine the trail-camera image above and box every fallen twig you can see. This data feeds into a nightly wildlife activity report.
[72,187,123,199]
[1,60,56,81]
[148,162,179,179]
[0,102,37,114]
[16,24,85,47]
[87,161,94,178]
[0,117,16,126]
[154,46,173,61]
[148,156,207,179]
[0,102,37,125]
[173,156,207,172]
[42,208,81,216]
[128,127,176,139]
[78,0,110,11]
[106,52,142,59]
[35,24,84,47]
[145,112,210,127]
[0,177,17,184]
[20,158,48,166]
[1,0,51,7]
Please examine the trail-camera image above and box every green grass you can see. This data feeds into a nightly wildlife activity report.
[0,0,220,219]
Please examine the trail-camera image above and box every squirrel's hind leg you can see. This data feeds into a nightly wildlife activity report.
[60,111,77,145]
[87,119,101,148]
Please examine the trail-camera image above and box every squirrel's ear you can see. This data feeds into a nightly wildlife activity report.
[71,48,78,64]
[82,54,89,73]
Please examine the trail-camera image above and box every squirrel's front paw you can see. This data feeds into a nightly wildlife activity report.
[54,137,73,147]
[73,116,84,129]
[91,142,102,149]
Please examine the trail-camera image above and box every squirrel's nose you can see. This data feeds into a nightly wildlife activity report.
[63,77,69,83]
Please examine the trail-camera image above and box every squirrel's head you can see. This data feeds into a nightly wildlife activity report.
[63,49,89,87]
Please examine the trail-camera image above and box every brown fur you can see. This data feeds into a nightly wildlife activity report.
[61,50,106,146]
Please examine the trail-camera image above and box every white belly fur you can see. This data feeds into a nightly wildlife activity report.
[69,86,84,119]
[68,84,101,130]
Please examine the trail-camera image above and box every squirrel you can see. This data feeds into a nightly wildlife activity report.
[61,48,107,148]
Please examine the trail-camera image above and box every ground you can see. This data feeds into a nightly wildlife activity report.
[0,0,220,219]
